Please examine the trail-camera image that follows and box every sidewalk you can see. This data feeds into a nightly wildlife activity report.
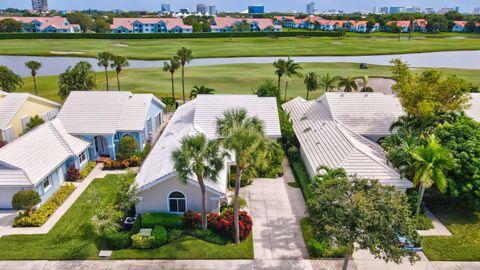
[0,164,133,237]
[417,207,452,237]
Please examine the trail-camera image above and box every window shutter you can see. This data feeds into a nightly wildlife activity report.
[4,126,15,142]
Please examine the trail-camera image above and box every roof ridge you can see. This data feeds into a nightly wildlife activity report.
[48,121,75,155]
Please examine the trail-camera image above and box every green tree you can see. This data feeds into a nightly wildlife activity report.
[118,136,138,160]
[25,61,42,96]
[337,75,358,92]
[93,17,111,33]
[366,20,376,32]
[0,65,23,92]
[25,115,45,132]
[66,12,95,32]
[307,177,419,270]
[283,57,303,102]
[58,61,97,100]
[97,52,114,91]
[411,135,453,214]
[11,190,41,215]
[426,15,448,33]
[176,47,194,103]
[171,134,224,230]
[336,27,347,39]
[273,58,287,91]
[162,57,180,100]
[303,72,318,100]
[190,85,214,98]
[217,108,265,243]
[161,96,176,112]
[252,80,281,103]
[91,206,123,236]
[0,18,22,32]
[110,55,129,91]
[318,73,338,92]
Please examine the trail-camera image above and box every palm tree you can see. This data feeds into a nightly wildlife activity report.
[217,108,265,243]
[337,75,358,92]
[25,61,42,96]
[176,47,194,103]
[303,72,318,100]
[97,51,114,91]
[273,58,287,91]
[318,73,338,92]
[312,165,347,189]
[110,55,129,91]
[283,57,303,102]
[163,58,180,100]
[171,134,224,230]
[360,75,374,92]
[190,85,214,98]
[411,135,453,214]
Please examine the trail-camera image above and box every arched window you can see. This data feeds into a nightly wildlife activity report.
[168,191,186,213]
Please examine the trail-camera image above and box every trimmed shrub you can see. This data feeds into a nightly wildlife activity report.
[167,229,183,242]
[131,234,157,249]
[152,225,168,247]
[130,215,142,234]
[207,210,253,241]
[182,210,201,229]
[141,212,183,229]
[118,136,138,160]
[13,184,75,227]
[103,230,132,250]
[415,214,434,230]
[300,217,347,258]
[128,155,141,167]
[80,161,97,179]
[139,143,152,160]
[191,229,229,245]
[67,165,80,181]
[103,159,126,170]
[11,190,41,213]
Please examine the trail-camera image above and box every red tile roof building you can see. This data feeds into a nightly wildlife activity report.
[0,16,80,32]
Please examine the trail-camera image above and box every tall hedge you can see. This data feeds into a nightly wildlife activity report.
[0,31,340,40]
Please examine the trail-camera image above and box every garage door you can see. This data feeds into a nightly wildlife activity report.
[0,187,23,209]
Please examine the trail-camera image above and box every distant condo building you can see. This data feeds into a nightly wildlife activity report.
[405,6,421,13]
[380,7,389,14]
[161,4,171,13]
[474,7,480,15]
[307,2,316,14]
[111,18,193,33]
[0,16,80,32]
[31,0,48,12]
[196,3,208,14]
[389,6,405,14]
[424,8,435,14]
[248,5,265,14]
[179,8,189,14]
[209,6,217,15]
[437,8,454,14]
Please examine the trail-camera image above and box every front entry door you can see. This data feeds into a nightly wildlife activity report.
[94,136,109,157]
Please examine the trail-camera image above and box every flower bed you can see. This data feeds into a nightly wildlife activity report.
[80,161,97,179]
[13,184,76,227]
[103,156,141,170]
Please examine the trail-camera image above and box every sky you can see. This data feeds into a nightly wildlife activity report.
[1,0,478,13]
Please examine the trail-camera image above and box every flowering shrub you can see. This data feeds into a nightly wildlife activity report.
[183,210,253,241]
[80,161,97,179]
[128,155,141,167]
[14,184,75,227]
[102,157,143,170]
[67,165,80,181]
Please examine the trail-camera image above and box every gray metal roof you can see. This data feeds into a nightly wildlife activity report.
[0,119,90,186]
[0,91,61,129]
[283,96,412,189]
[57,91,165,135]
[194,94,281,138]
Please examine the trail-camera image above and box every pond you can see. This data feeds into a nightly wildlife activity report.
[1,50,479,77]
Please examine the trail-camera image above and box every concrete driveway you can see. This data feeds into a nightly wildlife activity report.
[240,158,309,261]
[0,210,16,230]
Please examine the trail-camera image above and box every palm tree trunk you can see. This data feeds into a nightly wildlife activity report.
[171,72,175,99]
[181,65,186,103]
[199,176,208,230]
[234,167,243,244]
[116,71,121,91]
[277,76,281,91]
[284,79,289,102]
[33,75,38,96]
[342,254,350,270]
[104,67,109,91]
[306,89,309,100]
[416,184,426,214]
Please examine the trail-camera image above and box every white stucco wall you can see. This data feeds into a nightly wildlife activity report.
[136,175,223,215]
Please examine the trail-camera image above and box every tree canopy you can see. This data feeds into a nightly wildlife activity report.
[0,65,23,92]
[58,61,97,100]
[0,18,22,32]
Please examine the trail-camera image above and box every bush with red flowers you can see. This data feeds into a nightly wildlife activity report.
[208,210,253,241]
[182,210,202,229]
[67,165,80,181]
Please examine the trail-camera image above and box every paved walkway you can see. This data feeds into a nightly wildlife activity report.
[417,207,452,237]
[240,158,310,266]
[0,164,133,237]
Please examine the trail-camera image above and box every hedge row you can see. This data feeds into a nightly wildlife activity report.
[0,31,341,40]
[289,155,314,200]
[13,184,76,227]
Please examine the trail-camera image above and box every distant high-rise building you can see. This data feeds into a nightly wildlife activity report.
[437,8,454,14]
[454,6,460,12]
[405,6,421,13]
[389,6,405,14]
[248,5,265,14]
[209,6,217,15]
[196,3,208,14]
[307,2,316,14]
[161,4,170,13]
[372,7,378,13]
[474,7,480,15]
[380,7,389,14]
[180,8,189,14]
[424,7,435,14]
[31,0,48,12]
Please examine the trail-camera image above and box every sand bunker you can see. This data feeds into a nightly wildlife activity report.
[112,43,130,47]
[50,51,87,55]
[354,77,396,95]
[331,42,343,45]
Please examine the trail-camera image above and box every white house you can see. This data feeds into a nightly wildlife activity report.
[0,119,90,209]
[57,91,165,160]
[135,94,281,214]
[282,93,412,191]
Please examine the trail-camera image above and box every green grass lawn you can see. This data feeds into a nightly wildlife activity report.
[422,197,480,261]
[0,175,253,260]
[0,36,479,59]
[19,62,480,103]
